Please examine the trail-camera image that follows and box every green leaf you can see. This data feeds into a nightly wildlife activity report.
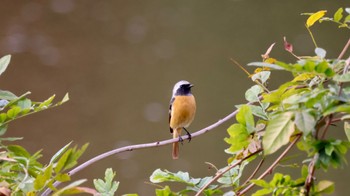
[0,55,11,76]
[247,62,285,70]
[224,124,249,154]
[0,125,7,136]
[50,142,73,164]
[263,112,295,155]
[37,94,56,110]
[61,93,69,104]
[251,71,271,84]
[34,164,53,190]
[316,180,334,194]
[55,173,71,182]
[0,90,17,100]
[333,73,350,82]
[334,8,343,22]
[250,179,270,188]
[7,106,21,118]
[252,188,272,196]
[344,122,350,141]
[0,137,23,141]
[236,105,255,133]
[93,168,119,195]
[155,186,177,196]
[54,148,72,173]
[17,98,32,110]
[52,179,87,196]
[245,85,263,102]
[294,111,315,135]
[8,145,31,158]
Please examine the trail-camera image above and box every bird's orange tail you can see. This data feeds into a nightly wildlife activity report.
[172,128,182,159]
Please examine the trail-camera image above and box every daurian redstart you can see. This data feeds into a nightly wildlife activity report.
[169,80,196,159]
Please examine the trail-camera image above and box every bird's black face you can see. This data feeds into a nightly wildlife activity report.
[176,83,193,96]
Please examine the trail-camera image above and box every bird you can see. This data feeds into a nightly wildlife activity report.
[169,80,196,159]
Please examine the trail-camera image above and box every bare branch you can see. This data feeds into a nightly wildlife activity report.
[237,134,302,196]
[195,149,263,196]
[41,102,254,196]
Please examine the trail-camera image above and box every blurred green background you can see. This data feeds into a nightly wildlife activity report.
[0,0,349,195]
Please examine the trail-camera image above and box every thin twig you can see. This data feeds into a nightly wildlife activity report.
[237,134,302,196]
[338,38,350,59]
[195,149,263,196]
[41,102,254,196]
[238,158,265,191]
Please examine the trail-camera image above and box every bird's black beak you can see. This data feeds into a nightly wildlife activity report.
[189,84,194,88]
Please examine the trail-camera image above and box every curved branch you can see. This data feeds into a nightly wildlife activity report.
[41,102,254,196]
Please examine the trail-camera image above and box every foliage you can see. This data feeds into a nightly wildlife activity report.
[0,55,97,195]
[149,7,350,196]
[93,168,120,195]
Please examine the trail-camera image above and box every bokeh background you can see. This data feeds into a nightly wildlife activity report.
[0,0,349,195]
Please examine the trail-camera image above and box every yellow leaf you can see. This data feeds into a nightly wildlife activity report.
[292,73,316,82]
[306,10,327,27]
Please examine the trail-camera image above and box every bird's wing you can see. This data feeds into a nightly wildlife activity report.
[169,97,175,133]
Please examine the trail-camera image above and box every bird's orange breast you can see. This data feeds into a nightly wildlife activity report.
[170,95,196,129]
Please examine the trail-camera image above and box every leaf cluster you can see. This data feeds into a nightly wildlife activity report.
[149,7,350,196]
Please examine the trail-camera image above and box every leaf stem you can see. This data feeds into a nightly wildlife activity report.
[305,25,318,48]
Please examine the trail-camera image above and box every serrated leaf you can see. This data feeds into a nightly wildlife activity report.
[263,112,295,155]
[334,8,343,22]
[294,111,315,135]
[0,55,11,76]
[224,124,249,154]
[306,10,327,27]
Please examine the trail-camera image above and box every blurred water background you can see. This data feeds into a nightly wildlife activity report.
[0,0,349,195]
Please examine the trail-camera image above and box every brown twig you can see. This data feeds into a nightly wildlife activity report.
[238,158,265,191]
[338,38,350,60]
[195,149,263,196]
[41,102,255,196]
[237,134,302,196]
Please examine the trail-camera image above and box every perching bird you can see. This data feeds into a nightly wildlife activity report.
[169,80,196,159]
